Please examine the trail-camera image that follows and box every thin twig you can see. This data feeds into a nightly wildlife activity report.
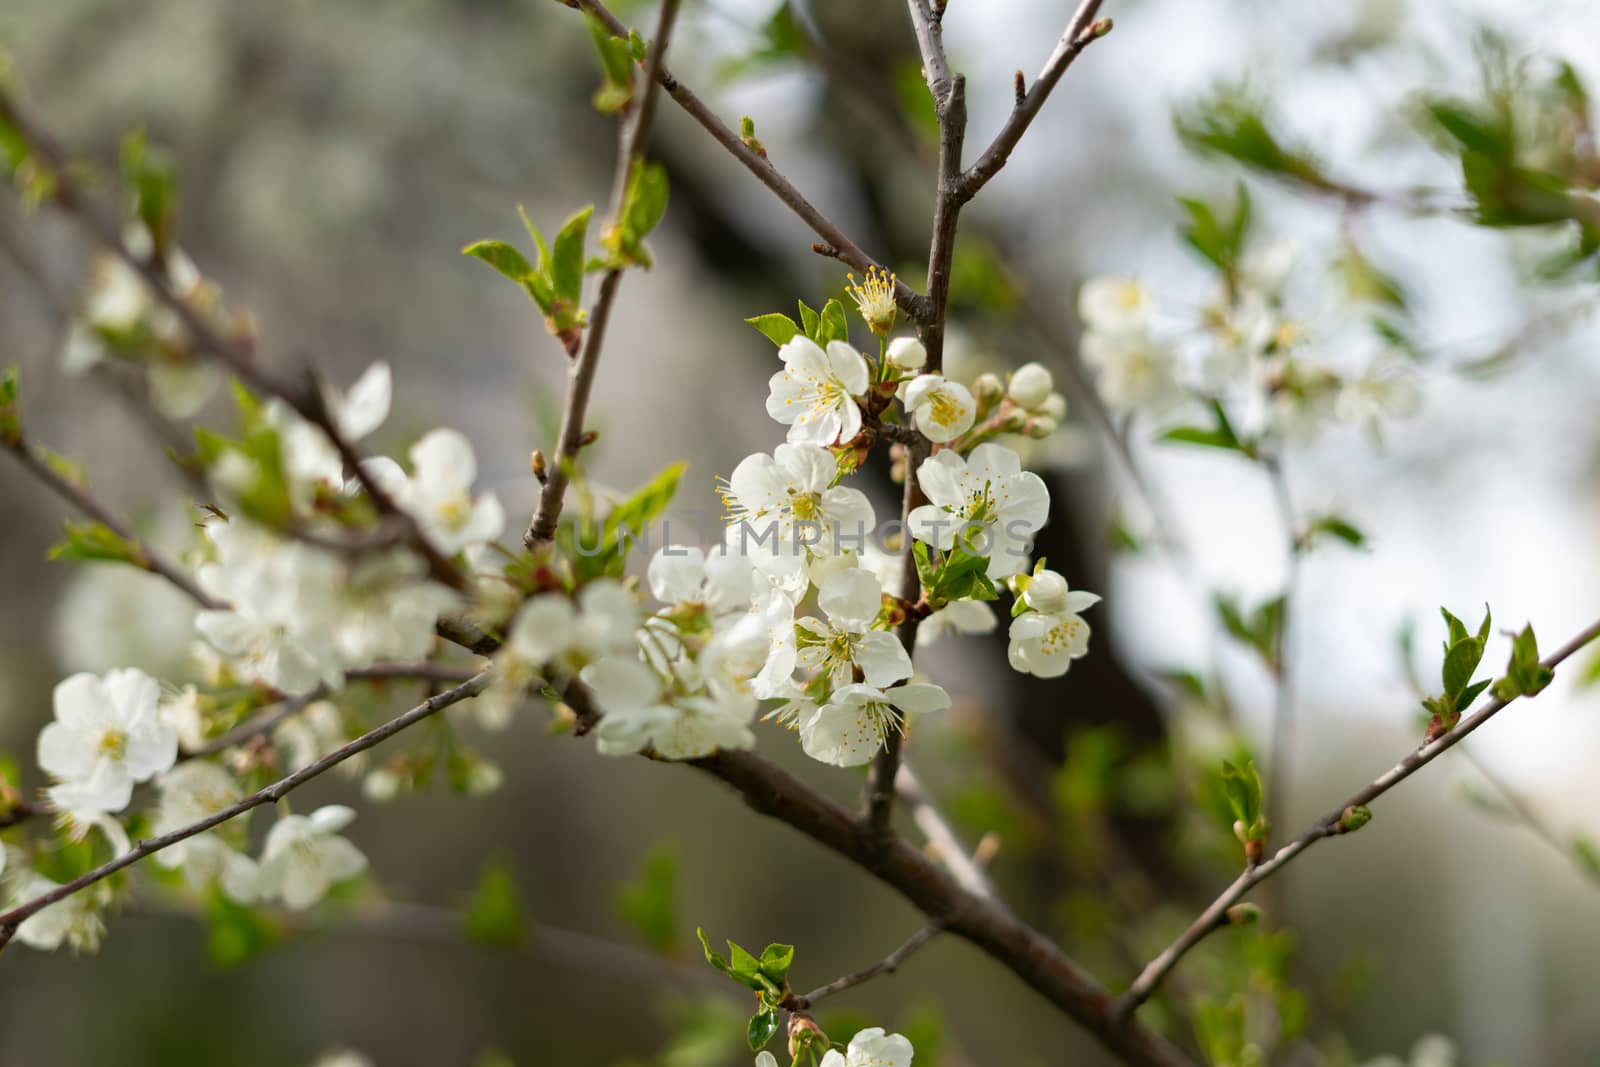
[3,434,223,609]
[525,0,683,548]
[569,0,928,325]
[0,671,492,954]
[1112,615,1600,1020]
[1263,455,1299,841]
[897,762,998,900]
[786,921,944,1009]
[0,84,469,594]
[959,0,1111,202]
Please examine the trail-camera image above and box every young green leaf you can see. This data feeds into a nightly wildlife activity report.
[551,206,594,305]
[1492,623,1555,701]
[461,855,527,949]
[746,313,800,347]
[614,844,680,956]
[747,1007,779,1051]
[49,520,144,566]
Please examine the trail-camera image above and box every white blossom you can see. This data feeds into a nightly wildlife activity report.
[583,655,755,759]
[38,669,177,819]
[904,374,977,443]
[256,805,368,910]
[365,428,505,554]
[647,545,755,614]
[765,336,870,445]
[917,599,997,644]
[1078,276,1151,335]
[820,1027,916,1067]
[1337,361,1422,439]
[4,862,107,954]
[151,761,259,902]
[276,361,392,494]
[794,568,912,689]
[722,443,876,584]
[1008,570,1100,678]
[908,444,1050,580]
[800,682,950,766]
[276,701,350,774]
[1081,327,1183,417]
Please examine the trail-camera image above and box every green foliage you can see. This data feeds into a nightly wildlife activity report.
[464,204,594,341]
[585,13,637,114]
[1178,184,1253,282]
[746,312,800,347]
[1214,593,1284,670]
[204,887,281,967]
[1176,85,1333,193]
[695,927,794,1050]
[1421,604,1492,734]
[1573,835,1600,880]
[1300,514,1366,552]
[614,843,681,956]
[1336,239,1408,309]
[189,382,294,528]
[948,236,1020,313]
[1193,994,1263,1067]
[1162,400,1255,458]
[1220,759,1269,851]
[120,127,179,257]
[48,520,144,567]
[1492,623,1554,701]
[560,461,686,581]
[0,363,20,445]
[461,854,528,949]
[604,160,670,269]
[717,3,807,82]
[913,541,998,610]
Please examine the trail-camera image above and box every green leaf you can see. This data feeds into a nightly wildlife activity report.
[1176,85,1332,191]
[818,298,850,345]
[614,844,680,956]
[758,943,794,984]
[120,127,179,256]
[551,206,594,305]
[1573,835,1600,880]
[1492,623,1554,701]
[1178,184,1252,278]
[464,240,535,284]
[461,855,527,949]
[1161,401,1249,456]
[797,300,820,340]
[1441,637,1484,698]
[1220,759,1263,827]
[747,1007,779,1051]
[745,313,800,347]
[584,13,637,114]
[612,160,670,266]
[49,520,144,566]
[1337,240,1408,309]
[696,926,730,972]
[1302,515,1366,550]
[0,363,19,444]
[696,928,770,992]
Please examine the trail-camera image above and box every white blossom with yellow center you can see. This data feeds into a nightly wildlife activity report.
[365,427,505,555]
[37,668,177,820]
[792,568,912,691]
[907,443,1050,580]
[845,266,898,334]
[721,443,876,588]
[799,681,950,767]
[903,374,977,443]
[1007,569,1100,678]
[1078,275,1151,334]
[765,336,871,445]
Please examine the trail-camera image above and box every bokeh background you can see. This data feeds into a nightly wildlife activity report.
[2,0,1600,1064]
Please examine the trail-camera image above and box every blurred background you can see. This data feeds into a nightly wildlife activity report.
[2,0,1600,1064]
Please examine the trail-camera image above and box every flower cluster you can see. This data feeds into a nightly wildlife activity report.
[1076,239,1420,444]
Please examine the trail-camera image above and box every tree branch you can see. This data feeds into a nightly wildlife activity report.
[525,0,683,548]
[0,84,470,594]
[0,671,492,954]
[786,921,944,1010]
[1112,615,1600,1020]
[569,0,929,325]
[958,0,1111,203]
[2,433,224,610]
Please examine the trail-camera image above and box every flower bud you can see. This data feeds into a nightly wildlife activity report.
[1226,903,1262,927]
[886,336,927,370]
[1039,392,1067,419]
[1025,415,1058,439]
[363,768,402,803]
[971,372,1004,408]
[996,407,1029,433]
[1022,568,1070,613]
[466,761,505,797]
[1007,362,1054,409]
[1337,804,1372,834]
